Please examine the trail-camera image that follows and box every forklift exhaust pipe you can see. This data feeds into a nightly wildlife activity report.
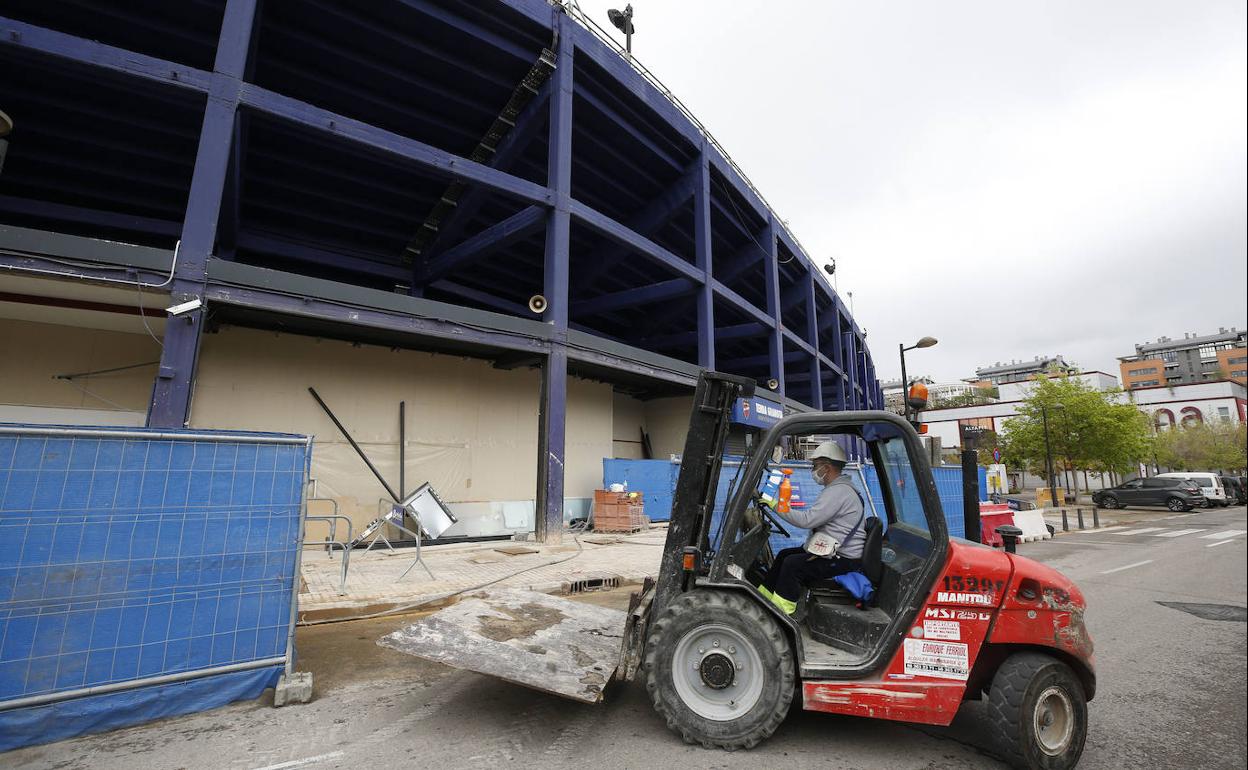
[996,524,1023,554]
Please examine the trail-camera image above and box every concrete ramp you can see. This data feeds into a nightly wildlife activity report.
[379,589,626,703]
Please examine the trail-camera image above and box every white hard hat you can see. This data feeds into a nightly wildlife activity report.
[809,441,848,465]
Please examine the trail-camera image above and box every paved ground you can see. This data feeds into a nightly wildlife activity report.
[298,527,666,616]
[6,506,1245,769]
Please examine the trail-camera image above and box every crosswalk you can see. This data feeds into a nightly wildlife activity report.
[1077,525,1245,542]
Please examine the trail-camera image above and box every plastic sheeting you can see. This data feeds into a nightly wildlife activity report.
[0,425,310,751]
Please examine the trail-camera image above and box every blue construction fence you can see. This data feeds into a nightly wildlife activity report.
[604,458,986,549]
[0,425,311,752]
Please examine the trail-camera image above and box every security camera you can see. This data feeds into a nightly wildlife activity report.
[166,297,203,316]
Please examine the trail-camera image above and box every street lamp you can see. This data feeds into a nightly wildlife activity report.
[1041,402,1065,509]
[607,5,635,58]
[898,336,938,422]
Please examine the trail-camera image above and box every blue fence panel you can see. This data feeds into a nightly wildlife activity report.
[608,456,983,548]
[0,425,310,752]
[602,459,676,522]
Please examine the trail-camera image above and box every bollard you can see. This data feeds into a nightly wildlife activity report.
[1077,507,1085,529]
[1093,507,1100,528]
[1061,507,1069,532]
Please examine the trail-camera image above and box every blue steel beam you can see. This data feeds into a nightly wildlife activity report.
[424,205,546,282]
[235,232,412,282]
[694,149,715,369]
[711,279,772,329]
[568,199,702,282]
[638,321,765,351]
[397,0,540,63]
[414,78,553,288]
[432,280,531,315]
[537,14,573,545]
[148,0,259,428]
[715,236,768,288]
[570,278,694,317]
[805,273,823,411]
[0,17,211,94]
[718,350,808,370]
[0,196,181,238]
[762,215,784,398]
[573,159,699,290]
[238,84,553,207]
[201,281,551,355]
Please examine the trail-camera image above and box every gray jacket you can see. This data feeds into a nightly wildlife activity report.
[776,474,866,559]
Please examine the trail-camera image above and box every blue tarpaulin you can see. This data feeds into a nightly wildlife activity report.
[0,425,311,752]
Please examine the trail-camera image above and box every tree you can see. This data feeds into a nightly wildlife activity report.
[996,375,1153,491]
[1154,421,1247,473]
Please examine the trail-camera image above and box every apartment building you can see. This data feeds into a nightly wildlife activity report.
[1119,328,1247,390]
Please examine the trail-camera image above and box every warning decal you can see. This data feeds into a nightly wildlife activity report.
[903,638,970,680]
[923,620,961,641]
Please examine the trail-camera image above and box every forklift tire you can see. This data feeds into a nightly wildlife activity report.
[643,590,795,750]
[986,652,1088,769]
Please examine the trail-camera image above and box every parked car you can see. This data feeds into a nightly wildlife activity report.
[1156,472,1230,507]
[1093,477,1207,511]
[1220,476,1247,505]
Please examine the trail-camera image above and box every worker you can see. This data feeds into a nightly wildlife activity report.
[758,441,866,615]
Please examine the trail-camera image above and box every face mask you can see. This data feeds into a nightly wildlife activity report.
[813,465,829,485]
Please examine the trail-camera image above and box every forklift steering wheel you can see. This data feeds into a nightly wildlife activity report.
[753,497,791,538]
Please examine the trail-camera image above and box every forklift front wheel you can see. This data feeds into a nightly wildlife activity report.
[986,652,1088,769]
[643,590,795,750]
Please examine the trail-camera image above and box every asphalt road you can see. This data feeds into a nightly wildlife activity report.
[6,506,1245,770]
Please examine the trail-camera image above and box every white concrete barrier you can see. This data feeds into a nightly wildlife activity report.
[1013,509,1052,542]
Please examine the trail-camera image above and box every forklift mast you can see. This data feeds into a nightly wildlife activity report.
[651,372,757,620]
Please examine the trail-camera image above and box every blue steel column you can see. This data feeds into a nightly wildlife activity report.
[536,13,573,545]
[148,0,258,428]
[763,215,784,397]
[694,148,715,369]
[805,273,822,410]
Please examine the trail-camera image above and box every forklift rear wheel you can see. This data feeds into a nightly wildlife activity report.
[986,652,1088,769]
[643,590,794,750]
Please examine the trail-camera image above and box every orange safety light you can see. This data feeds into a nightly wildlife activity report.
[917,423,928,435]
[907,381,929,410]
[682,552,697,571]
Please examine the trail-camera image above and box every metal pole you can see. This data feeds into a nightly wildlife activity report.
[399,400,406,499]
[962,449,981,543]
[284,436,313,677]
[898,343,909,422]
[1042,405,1058,511]
[308,387,400,504]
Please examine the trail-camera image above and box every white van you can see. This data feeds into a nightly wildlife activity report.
[1156,472,1229,507]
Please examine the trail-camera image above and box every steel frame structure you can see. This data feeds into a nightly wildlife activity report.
[0,0,882,543]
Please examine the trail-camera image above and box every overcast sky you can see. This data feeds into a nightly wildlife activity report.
[572,0,1248,383]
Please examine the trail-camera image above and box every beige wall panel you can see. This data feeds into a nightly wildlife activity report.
[611,392,646,460]
[0,318,157,411]
[565,377,613,494]
[190,327,613,530]
[643,395,695,459]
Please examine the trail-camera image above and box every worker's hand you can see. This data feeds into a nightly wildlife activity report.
[744,497,764,531]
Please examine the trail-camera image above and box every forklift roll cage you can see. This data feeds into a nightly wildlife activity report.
[643,371,952,680]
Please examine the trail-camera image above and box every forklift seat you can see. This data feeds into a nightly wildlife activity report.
[804,517,884,604]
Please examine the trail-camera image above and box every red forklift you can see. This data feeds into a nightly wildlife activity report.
[383,372,1094,769]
